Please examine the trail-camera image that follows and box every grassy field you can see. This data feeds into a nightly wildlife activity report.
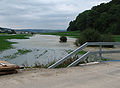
[0,34,31,52]
[40,31,81,38]
[41,31,120,42]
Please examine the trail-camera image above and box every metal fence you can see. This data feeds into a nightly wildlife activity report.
[48,42,120,68]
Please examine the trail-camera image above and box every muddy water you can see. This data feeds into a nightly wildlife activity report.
[0,34,76,66]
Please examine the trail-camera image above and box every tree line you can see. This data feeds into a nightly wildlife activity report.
[67,0,120,34]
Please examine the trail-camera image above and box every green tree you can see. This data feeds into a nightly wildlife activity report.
[67,0,120,34]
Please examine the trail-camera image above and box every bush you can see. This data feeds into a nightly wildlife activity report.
[59,36,67,42]
[75,29,101,46]
[101,34,115,47]
[101,34,114,42]
[75,29,114,47]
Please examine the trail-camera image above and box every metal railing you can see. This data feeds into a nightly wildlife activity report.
[48,42,120,68]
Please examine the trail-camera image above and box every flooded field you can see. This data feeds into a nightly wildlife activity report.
[0,34,76,66]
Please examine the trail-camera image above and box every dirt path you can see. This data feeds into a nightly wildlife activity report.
[0,62,120,88]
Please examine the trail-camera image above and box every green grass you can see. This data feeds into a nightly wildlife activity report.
[0,34,32,52]
[0,33,8,34]
[101,57,112,61]
[77,51,87,55]
[41,31,120,40]
[40,31,81,38]
[41,31,120,42]
[66,50,87,55]
[17,49,32,55]
[113,35,120,42]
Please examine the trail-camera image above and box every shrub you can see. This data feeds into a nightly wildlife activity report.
[75,29,114,47]
[59,36,67,42]
[101,34,115,47]
[101,34,114,42]
[75,29,101,46]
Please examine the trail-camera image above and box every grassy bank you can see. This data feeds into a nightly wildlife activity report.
[0,34,31,52]
[40,31,80,38]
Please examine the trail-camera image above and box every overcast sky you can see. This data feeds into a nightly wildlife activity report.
[0,0,111,30]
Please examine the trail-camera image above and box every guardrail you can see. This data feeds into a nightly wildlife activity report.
[48,42,120,68]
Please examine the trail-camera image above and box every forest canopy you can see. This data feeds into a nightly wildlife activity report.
[67,0,120,34]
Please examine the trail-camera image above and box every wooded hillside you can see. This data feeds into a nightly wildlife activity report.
[67,0,120,34]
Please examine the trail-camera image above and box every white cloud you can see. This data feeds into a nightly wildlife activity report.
[0,0,111,29]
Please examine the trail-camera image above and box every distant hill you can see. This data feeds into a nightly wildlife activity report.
[0,27,66,34]
[0,27,11,31]
[15,29,66,33]
[0,27,14,33]
[67,0,120,34]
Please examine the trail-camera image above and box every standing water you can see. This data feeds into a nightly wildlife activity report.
[0,34,76,66]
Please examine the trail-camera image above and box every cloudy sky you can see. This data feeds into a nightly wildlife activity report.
[0,0,111,30]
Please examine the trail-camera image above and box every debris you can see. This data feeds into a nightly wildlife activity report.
[0,61,20,75]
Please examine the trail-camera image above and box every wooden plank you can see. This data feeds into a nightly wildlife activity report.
[0,61,20,71]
